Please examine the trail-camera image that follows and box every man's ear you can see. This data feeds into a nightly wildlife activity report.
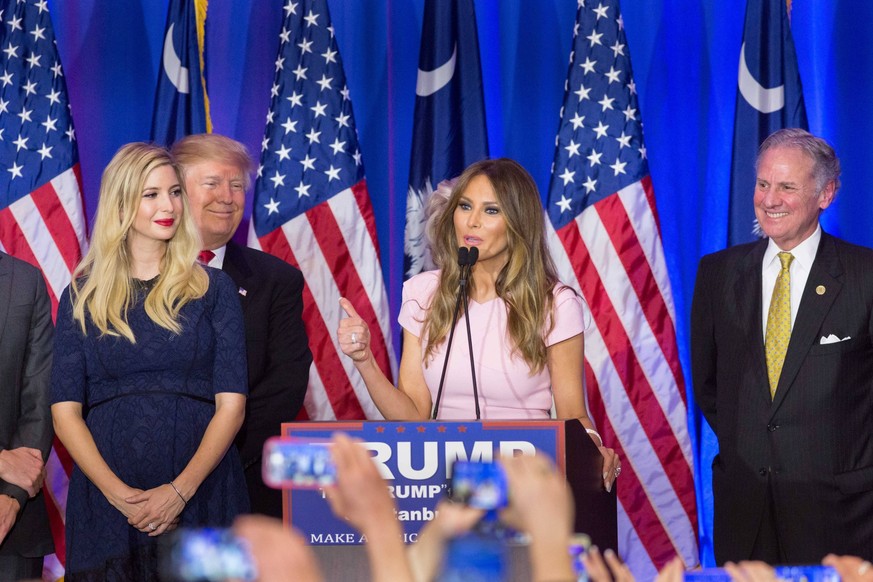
[818,180,836,210]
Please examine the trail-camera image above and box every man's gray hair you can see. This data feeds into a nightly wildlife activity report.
[757,128,841,195]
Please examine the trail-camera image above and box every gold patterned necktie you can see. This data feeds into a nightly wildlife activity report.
[765,252,794,399]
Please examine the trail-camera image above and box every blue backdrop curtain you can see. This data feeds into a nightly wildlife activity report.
[48,0,873,566]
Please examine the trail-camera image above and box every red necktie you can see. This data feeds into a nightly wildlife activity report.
[198,250,215,265]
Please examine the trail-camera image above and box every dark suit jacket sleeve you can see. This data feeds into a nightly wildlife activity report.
[225,244,312,465]
[691,253,719,435]
[260,262,310,418]
[0,263,53,510]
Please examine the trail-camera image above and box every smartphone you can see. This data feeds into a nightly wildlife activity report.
[568,533,592,580]
[262,437,336,489]
[683,566,838,582]
[160,528,257,582]
[449,460,509,510]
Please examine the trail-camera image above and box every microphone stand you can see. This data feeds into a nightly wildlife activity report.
[432,247,469,419]
[463,247,480,420]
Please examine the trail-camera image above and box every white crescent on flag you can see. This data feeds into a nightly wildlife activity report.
[738,42,784,114]
[162,22,190,94]
[416,44,457,97]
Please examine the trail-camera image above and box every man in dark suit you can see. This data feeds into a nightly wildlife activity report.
[0,252,54,578]
[173,134,312,517]
[692,128,873,564]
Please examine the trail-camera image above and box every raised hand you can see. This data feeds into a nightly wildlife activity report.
[233,515,324,582]
[338,298,372,363]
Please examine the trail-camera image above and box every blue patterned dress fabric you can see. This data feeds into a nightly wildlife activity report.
[51,269,249,580]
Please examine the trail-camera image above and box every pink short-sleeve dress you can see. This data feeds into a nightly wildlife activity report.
[398,271,591,419]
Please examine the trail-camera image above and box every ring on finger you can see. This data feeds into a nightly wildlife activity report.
[614,466,622,477]
[351,332,358,344]
[148,522,157,532]
[859,562,872,576]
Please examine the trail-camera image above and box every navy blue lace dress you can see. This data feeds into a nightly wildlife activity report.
[51,269,250,580]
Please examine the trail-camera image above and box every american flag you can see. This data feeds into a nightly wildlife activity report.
[249,0,396,420]
[0,0,87,578]
[545,1,698,577]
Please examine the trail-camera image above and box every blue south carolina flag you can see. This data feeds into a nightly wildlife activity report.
[404,0,488,278]
[728,0,807,246]
[151,0,210,145]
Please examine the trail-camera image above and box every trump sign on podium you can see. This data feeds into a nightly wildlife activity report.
[280,420,616,548]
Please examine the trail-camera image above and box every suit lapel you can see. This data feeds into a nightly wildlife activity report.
[222,242,253,310]
[0,254,10,347]
[771,233,843,413]
[735,240,770,393]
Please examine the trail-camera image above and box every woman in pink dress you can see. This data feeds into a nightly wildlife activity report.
[338,158,620,490]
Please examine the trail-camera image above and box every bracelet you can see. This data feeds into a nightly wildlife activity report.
[585,428,603,446]
[169,481,187,505]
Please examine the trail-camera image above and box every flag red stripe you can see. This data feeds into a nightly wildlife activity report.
[640,176,662,233]
[30,181,82,273]
[557,218,697,527]
[0,209,37,262]
[594,192,686,401]
[53,438,75,476]
[0,209,60,312]
[43,486,66,565]
[305,201,393,380]
[47,440,74,569]
[299,281,368,418]
[351,180,381,255]
[585,366,681,568]
[71,163,90,239]
[258,229,367,418]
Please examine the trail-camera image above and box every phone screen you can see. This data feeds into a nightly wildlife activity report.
[161,528,257,582]
[449,460,509,510]
[262,437,336,489]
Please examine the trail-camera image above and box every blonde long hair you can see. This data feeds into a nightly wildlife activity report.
[424,158,560,372]
[71,143,208,342]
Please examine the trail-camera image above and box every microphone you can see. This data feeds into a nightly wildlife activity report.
[466,247,478,269]
[432,247,470,419]
[457,247,469,274]
[462,247,480,419]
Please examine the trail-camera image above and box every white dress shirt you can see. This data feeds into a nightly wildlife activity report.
[760,225,821,340]
[203,244,227,269]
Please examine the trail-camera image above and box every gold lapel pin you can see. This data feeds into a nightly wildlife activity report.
[815,285,826,295]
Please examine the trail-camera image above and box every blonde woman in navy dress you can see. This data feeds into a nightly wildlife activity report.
[51,143,249,580]
[338,158,620,491]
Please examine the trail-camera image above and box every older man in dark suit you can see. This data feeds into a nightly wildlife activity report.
[172,134,312,517]
[0,252,54,578]
[692,128,873,564]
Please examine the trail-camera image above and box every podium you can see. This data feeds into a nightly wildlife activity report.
[280,419,616,580]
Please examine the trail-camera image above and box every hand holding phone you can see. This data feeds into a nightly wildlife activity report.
[262,437,336,489]
[449,460,509,510]
[160,528,257,582]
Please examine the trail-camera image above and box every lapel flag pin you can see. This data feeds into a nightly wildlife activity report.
[239,287,248,297]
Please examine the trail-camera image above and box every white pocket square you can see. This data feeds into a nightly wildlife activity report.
[819,334,851,345]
